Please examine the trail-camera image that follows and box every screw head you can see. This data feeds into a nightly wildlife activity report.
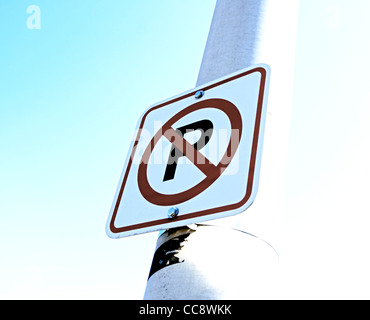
[168,207,179,219]
[195,90,204,99]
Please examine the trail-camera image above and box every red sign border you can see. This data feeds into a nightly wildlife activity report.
[109,66,268,235]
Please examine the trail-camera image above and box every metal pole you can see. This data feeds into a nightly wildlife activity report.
[144,0,299,299]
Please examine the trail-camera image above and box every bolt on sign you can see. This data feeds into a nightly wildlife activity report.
[106,64,271,238]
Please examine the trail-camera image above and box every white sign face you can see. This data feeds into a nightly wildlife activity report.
[106,64,270,238]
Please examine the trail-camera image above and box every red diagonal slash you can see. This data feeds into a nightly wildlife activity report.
[163,127,217,178]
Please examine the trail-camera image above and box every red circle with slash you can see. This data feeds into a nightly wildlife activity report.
[137,98,243,206]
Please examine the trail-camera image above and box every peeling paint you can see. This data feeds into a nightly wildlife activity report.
[148,227,196,279]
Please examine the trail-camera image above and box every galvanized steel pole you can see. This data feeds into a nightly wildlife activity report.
[144,0,299,299]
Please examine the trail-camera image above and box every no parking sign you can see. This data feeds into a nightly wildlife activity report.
[106,64,270,238]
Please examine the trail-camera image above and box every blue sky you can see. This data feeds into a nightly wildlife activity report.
[0,0,216,299]
[1,0,370,299]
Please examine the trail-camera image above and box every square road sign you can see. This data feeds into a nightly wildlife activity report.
[106,64,270,238]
